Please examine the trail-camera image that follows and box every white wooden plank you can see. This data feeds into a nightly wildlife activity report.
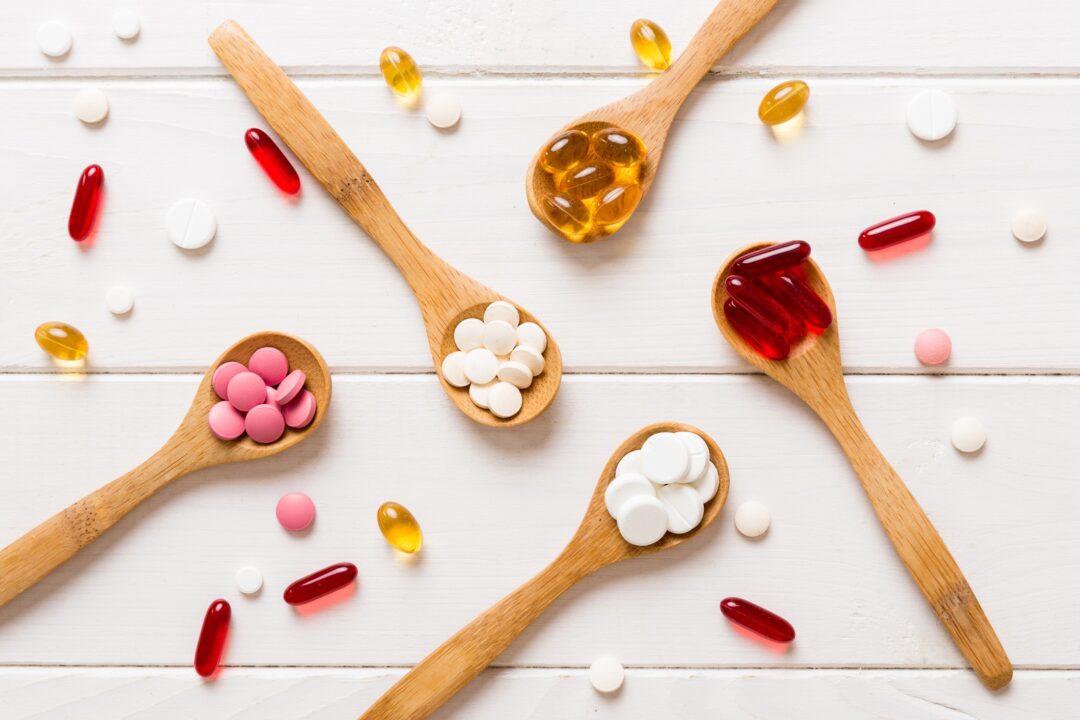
[0,374,1074,668]
[2,78,1078,373]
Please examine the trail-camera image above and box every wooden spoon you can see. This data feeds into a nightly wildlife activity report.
[360,421,729,719]
[711,245,1012,690]
[526,0,781,241]
[0,331,331,609]
[209,22,562,428]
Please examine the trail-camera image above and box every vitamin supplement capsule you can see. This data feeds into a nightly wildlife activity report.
[35,322,88,361]
[245,128,300,194]
[377,501,423,553]
[859,210,935,251]
[758,80,810,126]
[68,164,104,241]
[592,184,642,231]
[720,597,795,643]
[194,599,231,677]
[558,164,616,201]
[724,275,800,342]
[723,299,790,361]
[283,562,358,605]
[591,127,646,168]
[539,130,590,174]
[629,19,672,70]
[379,46,423,99]
[540,193,592,242]
[765,273,833,330]
[731,241,810,278]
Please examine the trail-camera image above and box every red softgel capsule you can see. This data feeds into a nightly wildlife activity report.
[730,240,810,278]
[720,597,795,643]
[245,128,301,194]
[858,210,935,251]
[68,164,104,241]
[284,562,358,605]
[765,273,833,330]
[725,275,802,344]
[194,598,231,677]
[723,299,790,360]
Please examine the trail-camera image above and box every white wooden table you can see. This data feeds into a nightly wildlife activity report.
[2,1,1078,717]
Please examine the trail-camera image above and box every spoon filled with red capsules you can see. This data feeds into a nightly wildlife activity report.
[710,242,1012,691]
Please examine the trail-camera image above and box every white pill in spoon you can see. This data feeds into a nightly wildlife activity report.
[615,449,641,478]
[166,198,216,250]
[676,431,708,483]
[516,322,547,353]
[640,432,690,485]
[604,472,654,517]
[616,495,668,546]
[463,348,498,384]
[469,381,494,409]
[454,317,484,351]
[483,320,517,356]
[441,351,469,387]
[496,360,533,389]
[690,462,719,503]
[488,381,523,419]
[658,483,704,534]
[510,345,544,376]
[484,300,519,326]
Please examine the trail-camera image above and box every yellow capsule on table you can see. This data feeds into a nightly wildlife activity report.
[377,501,423,553]
[630,19,672,71]
[540,193,592,242]
[379,46,423,99]
[592,184,642,231]
[591,127,646,168]
[35,322,88,362]
[758,80,810,126]
[539,130,590,175]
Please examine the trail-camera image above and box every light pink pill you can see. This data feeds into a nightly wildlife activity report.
[914,328,952,366]
[227,371,268,412]
[249,347,289,385]
[245,403,285,443]
[208,401,246,440]
[282,389,317,429]
[274,369,306,406]
[276,491,315,531]
[212,361,247,400]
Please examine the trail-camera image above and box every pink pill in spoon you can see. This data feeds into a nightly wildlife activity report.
[212,361,247,400]
[245,403,285,443]
[227,371,268,412]
[276,491,316,531]
[208,401,246,440]
[274,369,306,406]
[249,347,289,385]
[282,389,317,429]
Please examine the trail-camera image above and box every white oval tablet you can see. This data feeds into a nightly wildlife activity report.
[235,565,263,595]
[37,21,73,58]
[483,320,517,356]
[516,322,547,353]
[484,300,519,326]
[690,461,720,503]
[907,89,956,142]
[166,198,216,249]
[463,348,498,385]
[658,483,704,534]
[73,88,109,124]
[510,345,544,376]
[106,285,134,315]
[640,432,690,485]
[469,381,494,409]
[616,449,641,478]
[496,360,532,389]
[426,92,462,129]
[453,317,484,351]
[604,472,654,517]
[112,9,141,40]
[734,500,771,537]
[441,351,469,388]
[1011,207,1046,244]
[616,495,667,546]
[675,431,708,483]
[488,381,522,419]
[589,656,624,693]
[951,416,986,453]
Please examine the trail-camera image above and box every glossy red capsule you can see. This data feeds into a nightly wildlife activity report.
[720,597,795,643]
[722,299,790,360]
[724,275,801,343]
[858,210,935,251]
[194,599,231,677]
[284,562,358,605]
[765,273,833,330]
[68,164,104,241]
[245,128,301,194]
[731,241,810,278]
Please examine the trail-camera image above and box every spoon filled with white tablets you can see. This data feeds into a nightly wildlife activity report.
[360,422,729,719]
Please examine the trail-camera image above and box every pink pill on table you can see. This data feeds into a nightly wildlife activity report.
[274,369,306,406]
[914,328,952,366]
[276,491,316,531]
[227,371,268,412]
[245,403,285,444]
[282,389,317,429]
[208,401,246,440]
[249,347,289,385]
[212,361,247,400]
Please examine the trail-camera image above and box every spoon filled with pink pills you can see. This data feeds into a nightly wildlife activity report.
[0,331,331,609]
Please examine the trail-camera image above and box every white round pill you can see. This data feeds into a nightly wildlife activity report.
[675,431,708,483]
[488,381,523,419]
[589,656,624,693]
[454,317,484,351]
[658,483,704,534]
[604,472,654,517]
[469,381,494,409]
[516,322,547,353]
[690,461,720,503]
[484,300,519,326]
[951,416,986,453]
[907,89,956,142]
[510,345,544,376]
[463,348,498,385]
[616,449,641,478]
[235,565,263,595]
[1011,207,1046,244]
[37,21,73,58]
[105,285,134,315]
[734,500,771,538]
[166,198,216,250]
[616,494,668,546]
[112,9,141,40]
[441,351,469,388]
[73,88,109,124]
[640,432,690,485]
[483,320,517,356]
[425,92,462,129]
[496,360,533,389]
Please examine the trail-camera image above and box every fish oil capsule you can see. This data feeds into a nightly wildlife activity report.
[540,193,592,242]
[377,501,423,553]
[859,210,936,251]
[379,46,423,99]
[35,322,88,361]
[592,184,642,231]
[725,275,801,343]
[591,128,646,169]
[245,128,300,194]
[765,273,833,330]
[558,164,616,200]
[723,299,790,361]
[630,19,672,70]
[283,562,358,605]
[720,597,795,643]
[69,164,104,241]
[731,241,810,278]
[540,130,590,174]
[758,80,810,126]
[194,599,231,677]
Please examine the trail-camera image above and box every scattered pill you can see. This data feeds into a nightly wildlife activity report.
[245,403,285,444]
[441,351,469,387]
[464,348,499,385]
[212,361,247,400]
[496,360,533,390]
[468,381,494,409]
[105,285,134,315]
[616,494,668,546]
[488,381,523,419]
[35,322,88,361]
[658,483,704,534]
[194,599,231,677]
[379,46,422,99]
[454,318,484,351]
[907,90,956,142]
[227,371,267,412]
[284,562,357,605]
[640,432,690,485]
[69,164,104,242]
[482,320,517,356]
[589,655,625,693]
[282,389,317,429]
[914,328,951,366]
[37,21,72,57]
[951,416,986,453]
[510,345,544,376]
[245,128,301,194]
[676,431,709,483]
[1011,206,1046,244]
[734,500,771,538]
[73,88,109,124]
[604,472,655,517]
[758,80,810,126]
[484,300,519,326]
[166,198,216,250]
[276,492,316,532]
[426,92,461,128]
[720,597,795,643]
[377,501,423,553]
[615,449,642,478]
[859,210,936,252]
[208,401,246,440]
[516,322,547,353]
[248,347,289,385]
[690,462,720,503]
[235,565,263,595]
[274,369,306,406]
[630,18,671,70]
[112,9,141,40]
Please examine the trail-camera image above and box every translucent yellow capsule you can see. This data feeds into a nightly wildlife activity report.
[377,501,423,553]
[540,130,590,175]
[540,193,592,242]
[558,164,616,201]
[591,127,646,168]
[379,47,423,99]
[35,322,88,361]
[758,80,810,126]
[630,19,672,71]
[592,184,642,231]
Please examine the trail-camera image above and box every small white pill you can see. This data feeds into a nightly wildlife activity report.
[907,89,956,142]
[105,285,134,315]
[604,472,655,517]
[484,300,519,326]
[166,198,216,250]
[454,317,484,351]
[112,8,141,40]
[589,655,624,693]
[658,483,704,534]
[483,320,517,356]
[616,449,641,478]
[510,345,544,376]
[616,494,668,546]
[488,381,523,419]
[469,381,494,409]
[426,92,462,129]
[235,565,263,595]
[951,416,986,453]
[690,462,720,504]
[73,88,109,124]
[675,431,708,483]
[37,21,73,58]
[496,360,533,389]
[441,351,469,388]
[1011,207,1046,244]
[463,348,498,385]
[516,322,547,353]
[640,432,690,485]
[734,500,771,538]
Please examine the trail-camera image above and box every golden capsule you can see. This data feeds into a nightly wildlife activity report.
[592,184,643,231]
[591,127,646,168]
[557,163,615,201]
[540,130,590,175]
[35,322,88,361]
[758,80,810,126]
[630,19,672,71]
[540,193,592,242]
[379,46,423,99]
[377,501,423,553]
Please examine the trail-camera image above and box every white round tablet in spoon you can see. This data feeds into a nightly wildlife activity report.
[488,381,522,419]
[640,432,690,485]
[658,483,704,534]
[454,317,484,351]
[441,351,469,387]
[615,449,641,478]
[676,431,708,483]
[604,472,654,517]
[484,300,519,326]
[616,495,667,546]
[690,462,719,503]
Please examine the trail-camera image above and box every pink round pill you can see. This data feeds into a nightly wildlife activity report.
[282,389,317,429]
[212,361,247,400]
[914,328,952,366]
[227,371,268,412]
[249,347,289,385]
[276,491,315,531]
[245,403,285,444]
[274,369,306,406]
[208,401,246,440]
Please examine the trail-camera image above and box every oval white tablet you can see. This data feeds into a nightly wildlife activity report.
[426,92,462,129]
[604,472,654,517]
[463,348,498,385]
[589,656,624,693]
[1011,207,1046,244]
[106,285,134,315]
[166,198,216,250]
[615,449,641,478]
[907,89,956,142]
[37,21,73,58]
[235,565,263,595]
[469,381,494,409]
[496,360,532,389]
[510,345,544,376]
[734,500,771,538]
[454,317,484,351]
[488,381,522,419]
[690,461,719,504]
[516,322,547,353]
[441,351,469,387]
[675,431,708,483]
[951,416,986,453]
[483,320,517,356]
[640,432,690,485]
[616,495,668,546]
[484,300,519,326]
[112,9,141,40]
[658,483,704,534]
[73,88,109,124]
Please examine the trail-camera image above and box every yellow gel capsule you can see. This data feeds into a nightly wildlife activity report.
[592,184,642,231]
[540,130,590,174]
[377,501,423,553]
[35,322,88,361]
[758,80,810,126]
[630,19,672,71]
[558,163,616,201]
[591,127,646,168]
[540,193,592,242]
[379,47,423,99]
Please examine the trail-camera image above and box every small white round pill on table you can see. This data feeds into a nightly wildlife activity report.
[640,432,690,485]
[616,495,668,546]
[441,351,469,388]
[105,285,134,315]
[690,462,720,503]
[496,360,533,389]
[37,21,73,58]
[484,300,519,326]
[488,381,523,418]
[454,317,484,351]
[734,500,771,538]
[907,89,956,142]
[1011,207,1046,244]
[112,8,141,40]
[604,472,654,517]
[589,655,624,693]
[166,198,216,250]
[658,483,704,534]
[73,88,109,124]
[510,345,544,376]
[616,449,641,478]
[483,320,517,356]
[516,322,547,353]
[425,92,462,129]
[235,565,263,595]
[951,416,986,453]
[469,381,494,409]
[464,348,498,385]
[675,431,708,483]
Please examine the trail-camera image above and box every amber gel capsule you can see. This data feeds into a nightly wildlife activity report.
[378,501,423,553]
[540,193,592,242]
[539,130,590,174]
[630,18,672,70]
[35,322,88,361]
[194,599,231,677]
[720,597,795,643]
[379,46,423,99]
[284,562,358,605]
[68,164,104,241]
[245,128,300,194]
[758,80,810,126]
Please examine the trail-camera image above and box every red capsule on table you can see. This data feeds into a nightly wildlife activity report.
[765,273,833,330]
[283,562,358,605]
[724,275,801,343]
[720,597,795,643]
[245,128,301,194]
[858,210,935,251]
[722,299,790,361]
[68,164,104,241]
[194,598,231,677]
[730,240,810,278]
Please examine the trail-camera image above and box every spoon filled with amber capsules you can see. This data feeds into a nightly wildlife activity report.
[210,21,561,427]
[526,0,782,243]
[710,242,1012,691]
